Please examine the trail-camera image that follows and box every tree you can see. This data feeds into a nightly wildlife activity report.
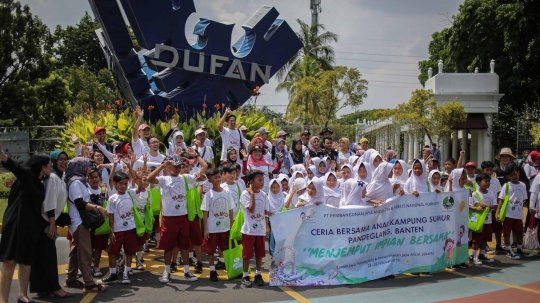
[335,109,386,125]
[417,0,540,148]
[282,65,368,126]
[388,89,467,146]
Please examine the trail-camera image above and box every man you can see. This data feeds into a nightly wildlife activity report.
[432,143,441,163]
[92,127,113,163]
[320,136,339,162]
[300,129,311,154]
[132,105,151,158]
[518,150,530,168]
[193,129,214,169]
[198,124,217,160]
[319,127,333,138]
[276,130,288,141]
[359,138,369,151]
[218,107,245,163]
[257,127,273,153]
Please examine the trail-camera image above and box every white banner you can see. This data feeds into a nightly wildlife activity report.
[269,190,470,286]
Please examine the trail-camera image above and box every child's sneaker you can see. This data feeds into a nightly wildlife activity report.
[143,243,150,253]
[127,268,134,276]
[98,273,118,284]
[189,257,198,266]
[506,252,520,260]
[121,273,131,284]
[478,254,495,263]
[472,256,482,265]
[496,245,506,252]
[194,262,203,274]
[215,260,226,270]
[458,263,469,269]
[170,262,177,273]
[91,265,102,277]
[210,270,219,282]
[516,249,533,257]
[184,271,198,282]
[136,260,145,270]
[254,274,265,286]
[485,246,495,255]
[159,272,171,284]
[242,276,252,288]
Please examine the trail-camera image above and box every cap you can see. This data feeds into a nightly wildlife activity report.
[239,125,248,131]
[431,158,440,163]
[194,129,206,136]
[276,130,289,137]
[319,127,333,135]
[257,127,270,134]
[139,124,150,131]
[465,161,476,168]
[94,127,106,135]
[198,124,207,130]
[250,145,264,153]
[301,129,311,136]
[359,138,369,144]
[166,155,184,166]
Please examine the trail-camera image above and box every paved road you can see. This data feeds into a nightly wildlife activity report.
[1,238,539,303]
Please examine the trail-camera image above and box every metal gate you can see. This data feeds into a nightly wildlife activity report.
[516,119,537,156]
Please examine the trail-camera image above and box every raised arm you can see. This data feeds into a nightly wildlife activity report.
[132,105,144,142]
[218,107,231,132]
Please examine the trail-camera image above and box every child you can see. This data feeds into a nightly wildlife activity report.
[147,152,208,283]
[469,173,496,264]
[364,162,395,207]
[268,179,285,256]
[306,166,316,181]
[99,172,138,284]
[87,169,107,277]
[464,162,477,191]
[340,164,353,185]
[356,162,372,183]
[427,170,443,193]
[323,172,341,207]
[313,158,329,178]
[278,174,290,193]
[390,160,408,195]
[240,170,271,287]
[297,177,325,207]
[201,168,234,282]
[404,159,428,196]
[446,168,470,270]
[221,163,242,219]
[284,178,307,210]
[496,164,528,259]
[481,161,503,253]
[340,178,367,207]
[443,157,457,176]
[131,168,152,271]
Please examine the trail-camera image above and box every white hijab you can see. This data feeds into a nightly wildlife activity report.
[427,170,443,192]
[168,130,188,156]
[368,151,382,173]
[390,160,408,186]
[324,171,340,193]
[340,178,367,207]
[298,177,325,206]
[268,179,285,213]
[355,162,372,183]
[287,178,307,210]
[365,161,394,200]
[446,168,465,191]
[404,159,429,193]
[313,158,329,178]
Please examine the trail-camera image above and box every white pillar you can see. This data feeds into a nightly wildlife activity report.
[404,133,409,161]
[452,130,459,160]
[408,132,414,165]
[470,130,478,163]
[484,113,494,162]
[395,132,400,157]
[476,130,486,163]
[413,135,420,161]
[461,129,468,165]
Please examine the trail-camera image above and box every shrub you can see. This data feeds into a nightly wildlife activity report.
[0,173,15,199]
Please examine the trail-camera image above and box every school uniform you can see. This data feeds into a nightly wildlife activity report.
[201,188,235,254]
[240,190,269,259]
[106,190,138,255]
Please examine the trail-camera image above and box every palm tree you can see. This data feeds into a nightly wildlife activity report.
[276,19,338,82]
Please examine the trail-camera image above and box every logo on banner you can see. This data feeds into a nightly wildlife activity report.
[300,210,316,223]
[442,196,454,210]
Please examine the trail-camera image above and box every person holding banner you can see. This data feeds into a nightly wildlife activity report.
[469,173,497,265]
[446,167,471,270]
[364,162,396,207]
[297,178,325,207]
[404,159,429,196]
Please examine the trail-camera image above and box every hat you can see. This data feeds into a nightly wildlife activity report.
[194,129,206,136]
[495,147,516,160]
[166,155,185,166]
[250,145,264,154]
[139,124,150,131]
[359,138,369,144]
[94,127,106,134]
[301,129,311,136]
[258,127,270,134]
[431,158,440,163]
[198,124,207,130]
[239,125,248,131]
[276,130,289,137]
[465,161,476,168]
[319,127,333,135]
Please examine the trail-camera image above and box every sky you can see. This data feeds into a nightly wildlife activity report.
[19,0,464,117]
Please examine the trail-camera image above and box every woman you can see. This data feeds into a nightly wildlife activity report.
[306,136,322,158]
[337,138,353,165]
[272,138,292,176]
[0,142,52,303]
[64,157,108,293]
[290,139,305,165]
[246,146,282,193]
[383,149,397,163]
[29,150,73,298]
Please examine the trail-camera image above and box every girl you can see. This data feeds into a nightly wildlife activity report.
[306,165,316,181]
[368,152,383,172]
[277,174,290,193]
[365,162,395,207]
[390,160,408,195]
[446,168,467,192]
[307,136,322,158]
[87,169,107,278]
[404,159,429,196]
[348,155,360,168]
[323,172,341,207]
[340,178,367,207]
[289,165,306,186]
[164,120,188,156]
[267,179,285,256]
[337,138,353,165]
[247,146,282,193]
[290,139,305,165]
[428,170,443,193]
[296,177,325,207]
[284,178,307,210]
[339,164,354,187]
[356,162,372,183]
[313,158,330,178]
[272,139,293,176]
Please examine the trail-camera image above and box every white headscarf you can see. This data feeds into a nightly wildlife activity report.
[268,179,285,213]
[365,161,394,201]
[287,178,307,210]
[348,155,360,167]
[307,165,316,180]
[368,151,383,172]
[324,171,339,193]
[359,148,377,164]
[446,168,465,191]
[390,160,408,186]
[168,130,187,156]
[340,178,367,207]
[313,158,329,178]
[277,174,290,193]
[355,162,372,183]
[428,170,443,192]
[404,159,429,193]
[298,177,325,206]
[290,164,307,176]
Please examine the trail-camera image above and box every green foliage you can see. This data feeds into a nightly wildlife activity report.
[0,198,6,223]
[0,172,15,199]
[336,109,387,125]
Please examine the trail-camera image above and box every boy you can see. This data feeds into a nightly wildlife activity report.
[481,161,503,253]
[147,150,208,283]
[240,170,271,288]
[443,157,457,176]
[99,172,138,284]
[464,162,477,191]
[496,164,528,259]
[469,173,497,264]
[201,168,235,281]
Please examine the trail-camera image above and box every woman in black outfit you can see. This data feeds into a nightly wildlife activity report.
[0,141,52,303]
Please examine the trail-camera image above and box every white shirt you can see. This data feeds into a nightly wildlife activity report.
[201,188,235,233]
[157,174,197,216]
[67,180,88,233]
[489,177,502,195]
[498,181,527,220]
[247,163,273,193]
[240,190,269,236]
[219,127,242,161]
[132,138,149,159]
[470,190,497,224]
[221,182,243,219]
[130,187,150,221]
[338,151,353,165]
[107,189,137,232]
[192,144,214,166]
[143,153,165,164]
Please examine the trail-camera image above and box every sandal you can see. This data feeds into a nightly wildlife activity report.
[50,290,74,298]
[83,284,107,293]
[64,280,84,288]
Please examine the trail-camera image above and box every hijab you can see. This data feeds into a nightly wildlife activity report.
[446,168,465,191]
[291,139,305,164]
[339,138,351,153]
[383,149,397,162]
[404,159,429,193]
[226,146,239,164]
[359,148,377,164]
[340,178,367,207]
[313,158,329,178]
[368,151,382,172]
[324,171,339,193]
[390,160,408,186]
[288,177,307,210]
[298,177,325,206]
[349,155,360,167]
[308,136,322,153]
[273,138,291,172]
[340,164,354,181]
[50,150,68,178]
[64,157,90,192]
[365,161,394,200]
[355,162,372,183]
[268,179,285,213]
[428,170,442,192]
[307,165,316,180]
[168,131,187,155]
[248,148,274,168]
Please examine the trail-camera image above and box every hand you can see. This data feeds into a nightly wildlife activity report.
[142,153,148,163]
[204,230,209,240]
[112,154,120,165]
[296,202,306,207]
[81,145,90,158]
[170,119,177,130]
[448,176,453,182]
[399,189,405,195]
[305,154,311,165]
[266,227,271,237]
[330,160,336,171]
[495,213,500,222]
[136,167,144,179]
[240,149,248,159]
[110,232,116,244]
[246,188,254,195]
[47,224,57,239]
[193,172,201,180]
[435,189,441,193]
[460,150,465,156]
[122,165,128,172]
[271,138,277,145]
[412,191,419,197]
[356,150,363,155]
[136,105,144,118]
[332,142,338,149]
[98,206,108,216]
[315,201,322,205]
[291,186,298,194]
[70,133,79,144]
[530,208,536,216]
[186,147,197,157]
[175,147,183,155]
[265,210,274,216]
[224,107,232,116]
[91,134,98,143]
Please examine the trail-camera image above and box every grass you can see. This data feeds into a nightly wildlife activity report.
[0,198,7,223]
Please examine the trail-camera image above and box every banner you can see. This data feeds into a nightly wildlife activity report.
[269,190,470,286]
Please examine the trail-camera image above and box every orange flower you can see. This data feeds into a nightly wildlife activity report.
[96,103,100,108]
[214,103,220,110]
[115,99,121,105]
[101,110,105,113]
[174,108,179,113]
[202,103,207,109]
[166,105,171,109]
[148,105,155,110]
[253,86,260,93]
[106,104,112,109]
